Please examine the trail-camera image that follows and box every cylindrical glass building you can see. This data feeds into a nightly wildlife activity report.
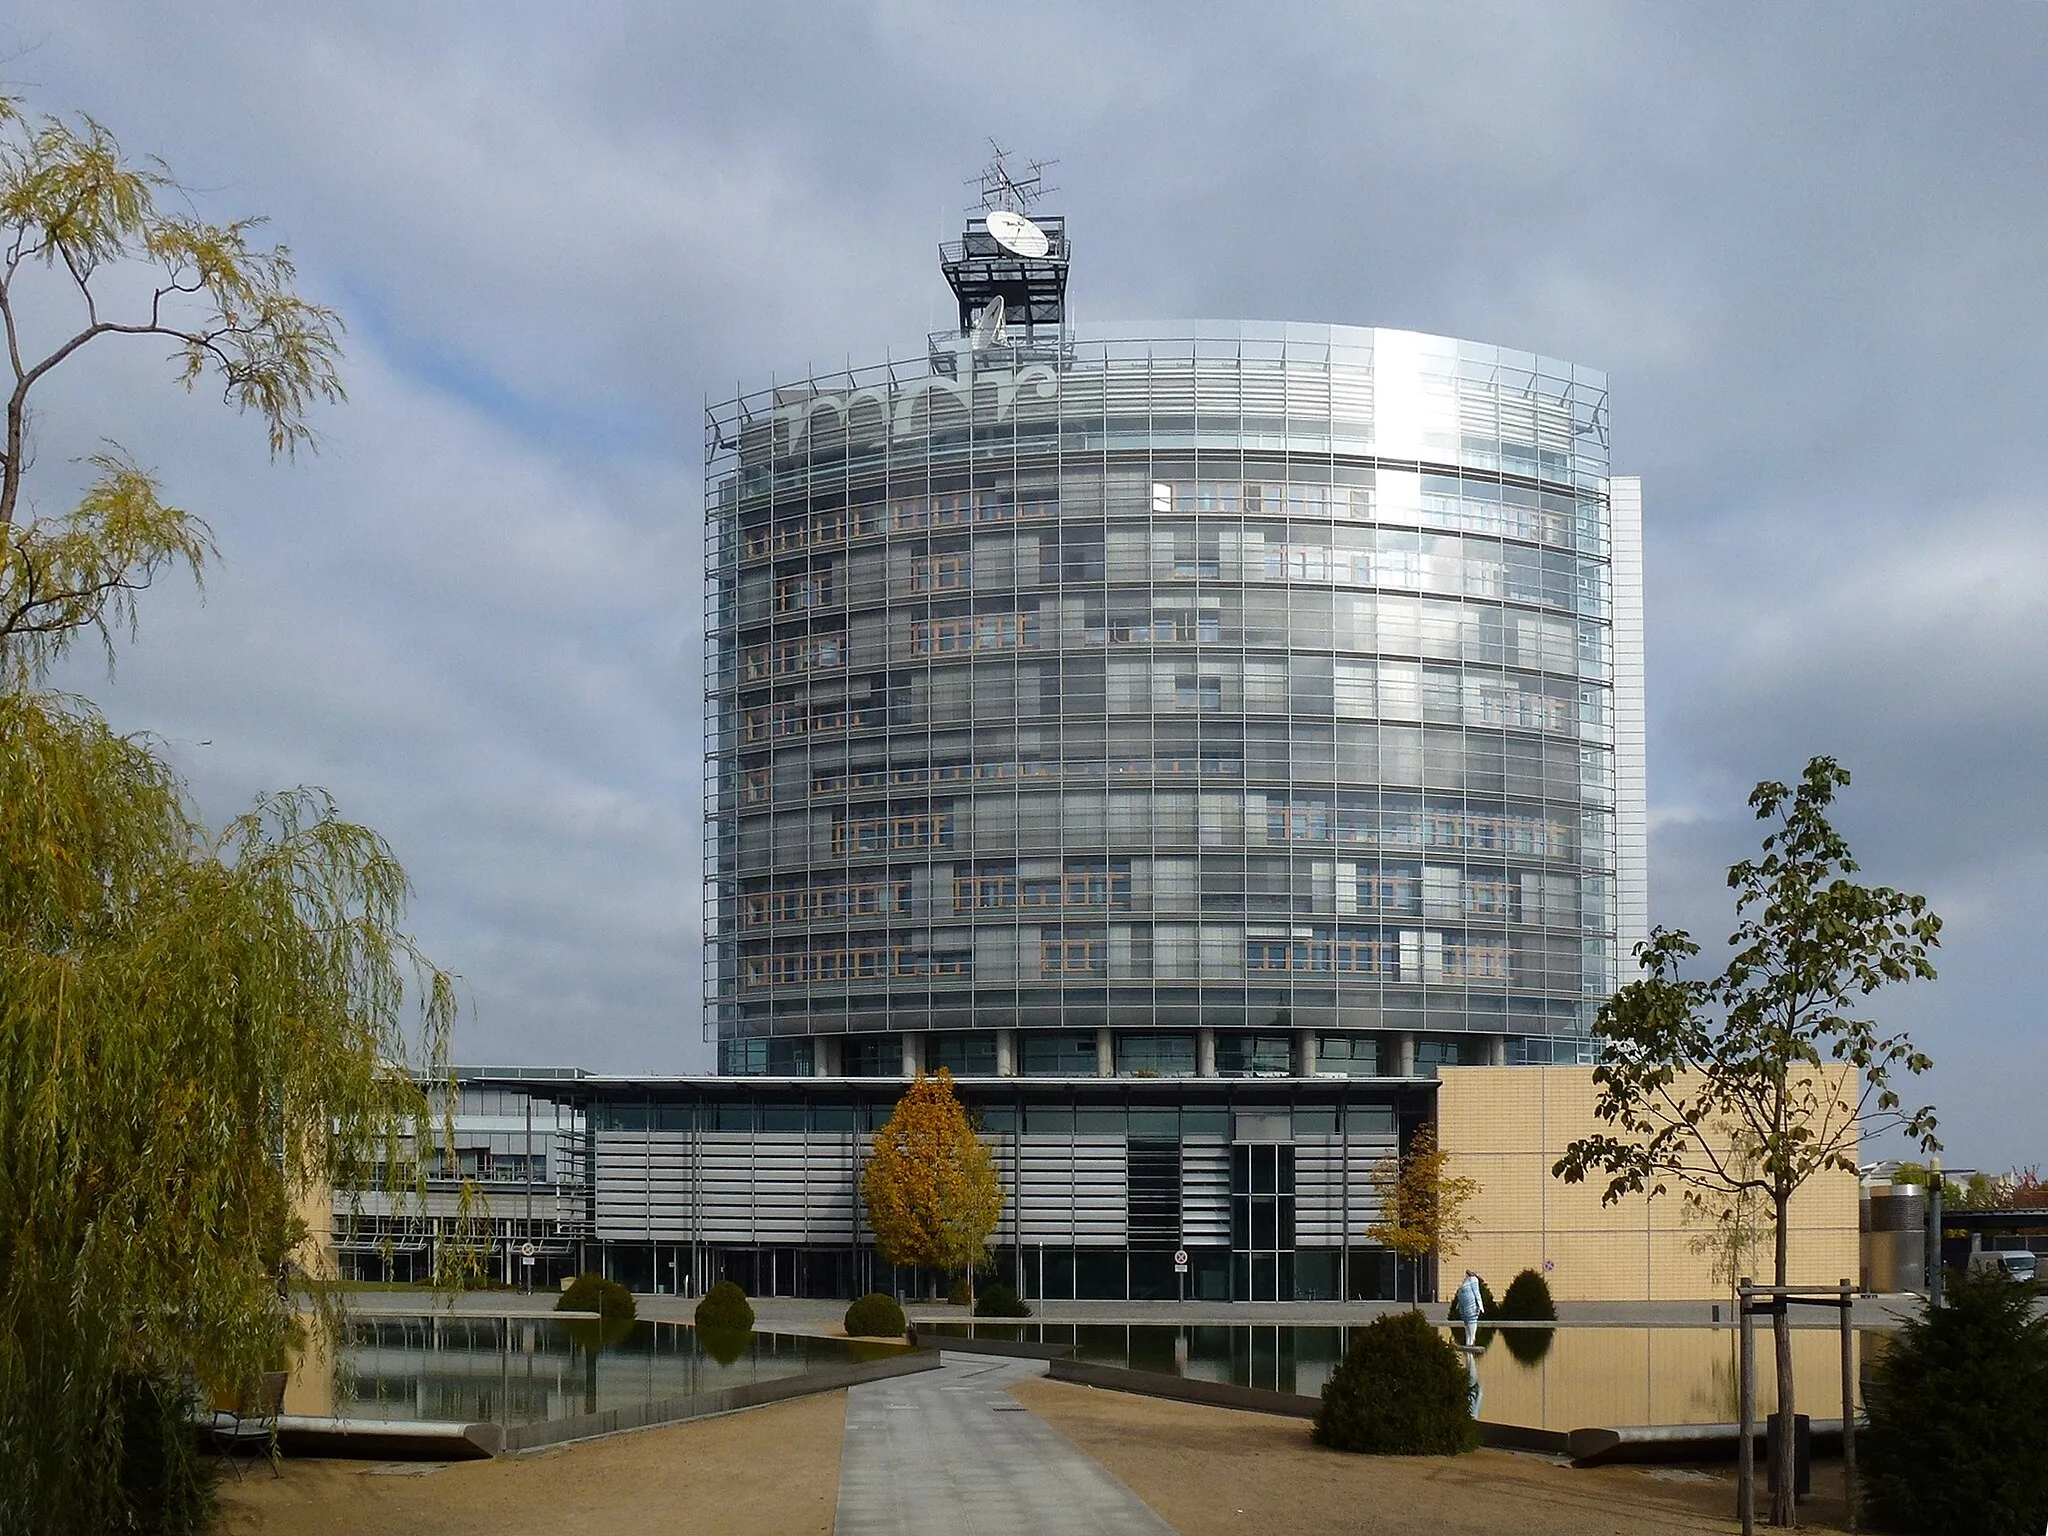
[707,297,1645,1080]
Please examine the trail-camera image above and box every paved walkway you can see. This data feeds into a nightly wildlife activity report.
[833,1352,1175,1536]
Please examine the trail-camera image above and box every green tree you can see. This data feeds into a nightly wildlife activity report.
[1862,1264,2048,1536]
[1553,757,1939,1528]
[1,694,459,1532]
[0,96,341,674]
[861,1070,1005,1308]
[1366,1122,1479,1303]
[0,97,457,1533]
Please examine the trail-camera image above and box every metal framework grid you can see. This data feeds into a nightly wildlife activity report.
[938,214,1071,337]
[702,320,1641,1078]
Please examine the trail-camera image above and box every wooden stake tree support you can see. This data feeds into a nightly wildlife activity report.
[1736,1279,1859,1534]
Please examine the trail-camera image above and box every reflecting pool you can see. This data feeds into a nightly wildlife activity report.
[928,1322,1876,1429]
[286,1316,897,1429]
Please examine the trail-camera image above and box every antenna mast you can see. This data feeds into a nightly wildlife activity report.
[938,144,1071,344]
[972,140,1058,214]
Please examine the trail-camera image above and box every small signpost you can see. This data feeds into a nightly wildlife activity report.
[520,1241,536,1293]
[1173,1248,1188,1273]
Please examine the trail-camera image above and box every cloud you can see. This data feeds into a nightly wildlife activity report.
[8,0,2045,1159]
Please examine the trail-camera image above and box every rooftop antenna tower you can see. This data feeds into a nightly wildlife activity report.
[939,142,1070,345]
[974,140,1058,213]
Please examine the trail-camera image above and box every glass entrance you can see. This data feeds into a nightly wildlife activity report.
[1230,1143,1295,1301]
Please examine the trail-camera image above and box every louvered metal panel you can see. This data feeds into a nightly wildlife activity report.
[1284,369,1333,418]
[1180,1140,1231,1245]
[1291,1133,1400,1244]
[1193,364,1242,415]
[1127,1140,1182,1245]
[1009,1135,1126,1245]
[1330,371,1373,423]
[594,1130,862,1244]
[1146,365,1197,414]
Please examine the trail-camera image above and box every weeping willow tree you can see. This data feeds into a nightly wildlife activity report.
[0,95,471,1533]
[1,695,463,1530]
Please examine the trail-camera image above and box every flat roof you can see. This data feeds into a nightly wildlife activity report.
[456,1071,1439,1104]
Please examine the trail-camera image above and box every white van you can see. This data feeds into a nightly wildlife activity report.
[1967,1249,2038,1283]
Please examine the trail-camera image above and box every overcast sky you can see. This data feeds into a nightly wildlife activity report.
[8,2,2043,1170]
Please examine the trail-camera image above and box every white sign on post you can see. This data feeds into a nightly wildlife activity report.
[520,1242,536,1261]
[1173,1248,1189,1273]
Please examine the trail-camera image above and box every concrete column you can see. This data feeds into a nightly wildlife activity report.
[1095,1027,1114,1078]
[1197,1027,1217,1077]
[1484,1035,1507,1067]
[995,1029,1017,1077]
[815,1036,840,1077]
[900,1033,921,1077]
[1391,1031,1417,1079]
[1295,1028,1317,1078]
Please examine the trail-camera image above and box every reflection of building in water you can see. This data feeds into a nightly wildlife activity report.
[1469,1325,1864,1431]
[308,1316,830,1428]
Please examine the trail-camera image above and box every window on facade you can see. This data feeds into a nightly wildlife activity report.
[1415,1037,1488,1077]
[1040,936,1107,975]
[1022,1033,1100,1076]
[1441,940,1511,980]
[832,808,954,854]
[1171,530,1221,579]
[1315,1035,1381,1076]
[718,1037,815,1077]
[913,612,1038,655]
[842,1037,901,1077]
[1217,1034,1293,1077]
[744,876,909,926]
[928,1033,997,1076]
[1019,861,1133,911]
[910,552,971,591]
[773,571,833,612]
[1115,1032,1197,1077]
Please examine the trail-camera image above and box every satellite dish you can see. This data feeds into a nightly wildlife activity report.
[985,208,1050,259]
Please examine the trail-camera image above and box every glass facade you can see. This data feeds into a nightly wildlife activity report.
[706,321,1645,1076]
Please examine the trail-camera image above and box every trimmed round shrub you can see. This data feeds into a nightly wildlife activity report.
[974,1283,1031,1318]
[1863,1266,2048,1535]
[844,1292,907,1338]
[556,1272,636,1321]
[697,1324,753,1366]
[1501,1326,1555,1366]
[1313,1310,1480,1456]
[1475,1275,1499,1318]
[1495,1269,1557,1322]
[695,1278,755,1331]
[947,1276,972,1306]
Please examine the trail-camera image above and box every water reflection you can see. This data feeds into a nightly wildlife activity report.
[930,1321,1875,1430]
[291,1317,885,1429]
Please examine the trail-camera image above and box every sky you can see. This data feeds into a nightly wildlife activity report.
[5,2,2043,1171]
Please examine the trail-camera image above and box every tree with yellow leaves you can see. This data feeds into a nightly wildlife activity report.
[1366,1122,1479,1304]
[861,1070,1005,1307]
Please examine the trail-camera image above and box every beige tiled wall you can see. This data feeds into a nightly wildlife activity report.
[1436,1067,1860,1302]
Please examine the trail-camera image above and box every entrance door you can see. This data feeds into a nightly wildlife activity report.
[1230,1144,1295,1301]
